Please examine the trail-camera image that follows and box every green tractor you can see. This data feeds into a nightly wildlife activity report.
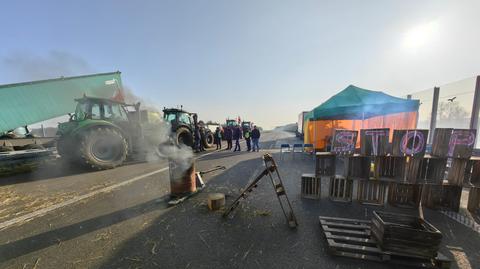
[57,96,164,170]
[162,108,214,149]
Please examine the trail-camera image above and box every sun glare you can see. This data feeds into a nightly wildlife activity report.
[403,20,439,50]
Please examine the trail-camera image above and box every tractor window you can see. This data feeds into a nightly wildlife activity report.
[104,103,128,121]
[164,113,176,123]
[90,103,101,120]
[178,113,191,125]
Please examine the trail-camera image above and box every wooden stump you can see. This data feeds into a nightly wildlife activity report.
[208,193,225,211]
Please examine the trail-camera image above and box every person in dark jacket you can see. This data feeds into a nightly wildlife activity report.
[224,126,233,150]
[214,127,222,150]
[194,125,201,153]
[251,125,261,152]
[233,125,242,152]
[244,128,252,151]
[199,126,206,152]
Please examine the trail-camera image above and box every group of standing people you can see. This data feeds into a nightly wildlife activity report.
[216,125,261,152]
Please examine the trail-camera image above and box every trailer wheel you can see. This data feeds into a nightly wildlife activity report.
[79,127,128,170]
[203,131,214,148]
[176,127,193,147]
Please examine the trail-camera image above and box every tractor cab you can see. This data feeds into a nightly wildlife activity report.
[163,108,197,131]
[241,121,252,129]
[226,119,237,127]
[71,96,131,123]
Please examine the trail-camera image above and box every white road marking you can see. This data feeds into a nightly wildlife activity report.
[0,149,221,230]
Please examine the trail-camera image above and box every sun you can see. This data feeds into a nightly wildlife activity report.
[403,20,439,50]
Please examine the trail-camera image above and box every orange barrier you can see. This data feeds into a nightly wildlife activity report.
[304,111,418,150]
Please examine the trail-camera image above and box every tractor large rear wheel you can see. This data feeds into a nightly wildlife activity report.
[203,131,214,148]
[79,127,128,170]
[176,127,193,147]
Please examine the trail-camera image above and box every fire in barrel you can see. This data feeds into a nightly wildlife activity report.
[169,157,196,198]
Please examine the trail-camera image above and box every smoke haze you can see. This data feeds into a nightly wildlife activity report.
[1,50,94,82]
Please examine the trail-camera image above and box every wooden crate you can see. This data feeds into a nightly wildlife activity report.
[446,158,468,186]
[467,187,480,216]
[357,180,386,206]
[360,128,390,156]
[301,173,320,199]
[431,128,453,157]
[432,128,476,159]
[422,184,462,212]
[331,129,358,156]
[387,182,421,208]
[329,176,353,202]
[334,156,349,177]
[469,160,480,186]
[393,157,424,184]
[392,129,428,157]
[315,152,335,177]
[424,157,447,184]
[371,211,442,259]
[347,156,370,179]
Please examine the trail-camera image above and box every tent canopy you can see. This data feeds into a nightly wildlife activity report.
[310,85,419,120]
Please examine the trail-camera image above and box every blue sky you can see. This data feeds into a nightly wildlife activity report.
[1,1,479,129]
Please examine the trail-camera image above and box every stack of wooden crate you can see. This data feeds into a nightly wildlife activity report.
[307,128,478,214]
[421,128,476,212]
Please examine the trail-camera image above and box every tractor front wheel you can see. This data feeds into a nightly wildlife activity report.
[80,127,128,170]
[203,131,214,148]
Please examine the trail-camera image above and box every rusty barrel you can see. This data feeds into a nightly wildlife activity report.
[169,157,196,197]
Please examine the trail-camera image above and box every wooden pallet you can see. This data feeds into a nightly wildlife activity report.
[318,216,451,268]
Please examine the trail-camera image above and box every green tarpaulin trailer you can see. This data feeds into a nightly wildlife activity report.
[0,72,123,133]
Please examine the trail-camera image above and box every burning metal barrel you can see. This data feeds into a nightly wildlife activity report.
[168,157,196,197]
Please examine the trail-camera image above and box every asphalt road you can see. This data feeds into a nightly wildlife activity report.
[0,130,479,269]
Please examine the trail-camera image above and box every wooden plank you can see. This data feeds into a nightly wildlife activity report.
[327,239,383,254]
[321,227,370,236]
[320,220,370,230]
[330,250,383,262]
[324,232,377,244]
[318,216,371,224]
